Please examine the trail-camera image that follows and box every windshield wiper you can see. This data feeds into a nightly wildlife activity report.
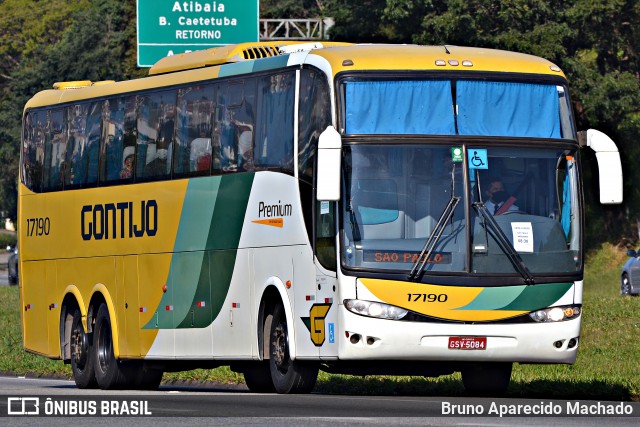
[473,202,535,285]
[408,195,460,282]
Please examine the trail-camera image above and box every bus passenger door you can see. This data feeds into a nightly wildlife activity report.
[315,201,338,359]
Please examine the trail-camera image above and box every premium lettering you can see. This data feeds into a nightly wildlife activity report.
[258,200,292,218]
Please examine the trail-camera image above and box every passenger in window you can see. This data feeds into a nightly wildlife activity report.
[236,103,254,171]
[120,146,135,179]
[219,109,237,171]
[190,130,212,172]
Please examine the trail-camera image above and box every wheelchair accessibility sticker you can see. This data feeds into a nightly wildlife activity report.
[468,149,488,169]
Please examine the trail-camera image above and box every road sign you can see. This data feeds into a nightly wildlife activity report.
[137,0,259,67]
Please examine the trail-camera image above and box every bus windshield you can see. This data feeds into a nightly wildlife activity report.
[341,144,581,277]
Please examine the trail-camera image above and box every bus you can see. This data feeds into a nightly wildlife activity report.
[19,41,622,394]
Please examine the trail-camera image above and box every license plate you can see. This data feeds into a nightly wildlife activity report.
[448,336,487,350]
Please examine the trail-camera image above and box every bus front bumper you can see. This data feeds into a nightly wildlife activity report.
[337,307,580,364]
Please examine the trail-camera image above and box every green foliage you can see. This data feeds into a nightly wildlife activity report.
[0,232,17,249]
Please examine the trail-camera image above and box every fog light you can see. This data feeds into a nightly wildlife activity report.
[567,338,577,349]
[350,334,361,344]
[554,340,563,348]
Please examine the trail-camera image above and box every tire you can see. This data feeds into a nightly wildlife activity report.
[461,363,512,396]
[621,274,631,296]
[243,361,276,393]
[8,273,17,285]
[268,304,318,394]
[93,303,135,389]
[70,308,97,389]
[134,363,164,390]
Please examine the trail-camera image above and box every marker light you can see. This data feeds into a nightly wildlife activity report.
[529,305,581,322]
[344,299,408,320]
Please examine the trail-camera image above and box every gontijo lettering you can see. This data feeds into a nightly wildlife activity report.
[81,200,158,241]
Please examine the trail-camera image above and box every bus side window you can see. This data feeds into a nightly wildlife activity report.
[43,109,66,191]
[255,72,294,172]
[137,90,176,181]
[316,201,337,271]
[120,96,137,182]
[175,84,214,177]
[100,97,126,183]
[85,102,102,186]
[299,70,331,182]
[215,79,256,173]
[23,111,46,192]
[298,68,331,249]
[64,103,90,187]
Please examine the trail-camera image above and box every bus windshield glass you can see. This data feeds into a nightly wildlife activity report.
[341,144,580,277]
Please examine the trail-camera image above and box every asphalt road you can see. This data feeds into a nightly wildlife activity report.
[0,376,638,426]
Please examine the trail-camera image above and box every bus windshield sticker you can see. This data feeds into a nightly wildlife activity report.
[450,147,463,162]
[321,201,330,215]
[468,148,488,169]
[511,222,534,253]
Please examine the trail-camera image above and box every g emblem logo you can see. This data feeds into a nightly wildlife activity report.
[302,303,331,346]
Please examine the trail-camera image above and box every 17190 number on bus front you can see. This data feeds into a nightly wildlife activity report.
[407,293,448,303]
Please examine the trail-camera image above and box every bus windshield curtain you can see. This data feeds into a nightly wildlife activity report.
[345,80,455,134]
[561,158,577,240]
[456,81,561,138]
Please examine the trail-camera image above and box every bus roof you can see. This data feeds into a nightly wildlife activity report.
[24,42,566,111]
[309,44,565,77]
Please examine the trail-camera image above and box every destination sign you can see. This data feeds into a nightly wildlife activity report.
[363,251,452,264]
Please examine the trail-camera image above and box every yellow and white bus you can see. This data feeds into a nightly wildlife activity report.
[19,42,622,394]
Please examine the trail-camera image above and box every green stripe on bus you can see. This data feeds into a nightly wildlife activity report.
[144,174,255,329]
[456,282,573,312]
[455,285,526,311]
[499,282,574,311]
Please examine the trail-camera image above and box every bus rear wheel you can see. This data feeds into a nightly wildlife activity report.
[461,362,512,395]
[93,303,135,389]
[70,308,97,389]
[269,304,318,394]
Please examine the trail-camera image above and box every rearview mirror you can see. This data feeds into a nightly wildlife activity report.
[316,126,342,201]
[578,129,623,204]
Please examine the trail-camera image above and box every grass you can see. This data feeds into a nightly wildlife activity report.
[1,242,638,400]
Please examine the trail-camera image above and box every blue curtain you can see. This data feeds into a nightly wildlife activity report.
[345,80,455,135]
[457,81,561,138]
[561,162,573,237]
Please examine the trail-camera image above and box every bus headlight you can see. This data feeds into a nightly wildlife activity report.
[529,305,581,322]
[344,299,408,320]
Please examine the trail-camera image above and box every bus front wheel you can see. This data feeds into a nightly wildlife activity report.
[243,361,276,393]
[93,303,135,389]
[70,308,97,389]
[461,362,512,395]
[269,304,318,394]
